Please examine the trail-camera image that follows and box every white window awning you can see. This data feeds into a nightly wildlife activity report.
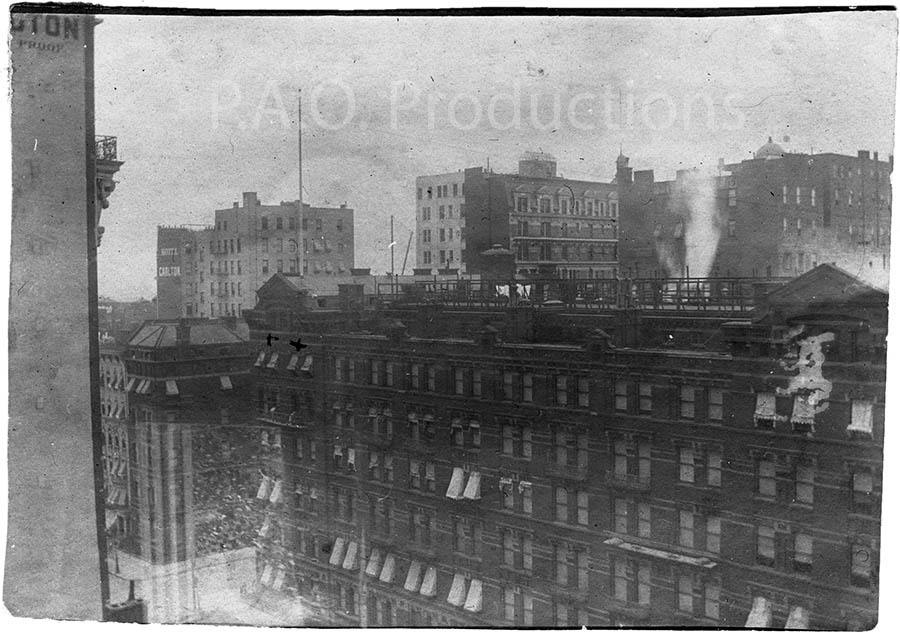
[745,597,772,628]
[464,578,483,613]
[260,564,273,586]
[268,480,283,505]
[105,510,118,530]
[518,480,532,493]
[220,375,233,390]
[256,476,271,500]
[446,467,466,499]
[791,395,815,427]
[266,352,279,369]
[754,392,777,421]
[287,354,300,371]
[447,573,466,607]
[365,548,382,577]
[463,471,482,500]
[254,351,266,367]
[258,517,271,538]
[404,560,423,592]
[301,355,313,375]
[347,448,356,467]
[329,537,346,566]
[124,377,135,393]
[369,452,380,468]
[379,553,396,584]
[419,565,437,597]
[342,541,359,570]
[849,400,874,435]
[785,606,809,630]
[272,568,286,591]
[333,444,343,457]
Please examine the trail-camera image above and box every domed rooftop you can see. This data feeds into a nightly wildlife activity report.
[755,136,785,160]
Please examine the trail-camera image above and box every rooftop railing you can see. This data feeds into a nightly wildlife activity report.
[375,275,792,313]
[95,135,118,161]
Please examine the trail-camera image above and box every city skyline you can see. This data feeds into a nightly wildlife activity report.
[95,11,896,300]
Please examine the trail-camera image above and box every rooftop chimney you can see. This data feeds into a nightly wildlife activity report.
[242,192,258,208]
[858,150,870,161]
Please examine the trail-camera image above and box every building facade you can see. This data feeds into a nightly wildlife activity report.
[618,139,892,288]
[415,171,467,273]
[121,318,259,621]
[157,193,355,319]
[242,264,883,629]
[462,154,619,279]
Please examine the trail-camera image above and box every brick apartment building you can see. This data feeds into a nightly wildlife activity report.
[618,139,892,288]
[156,193,355,319]
[417,154,619,280]
[242,264,883,629]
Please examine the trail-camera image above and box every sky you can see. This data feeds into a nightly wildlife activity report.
[94,10,897,300]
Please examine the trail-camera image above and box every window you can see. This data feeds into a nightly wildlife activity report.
[614,439,628,478]
[615,381,629,411]
[639,383,652,412]
[677,575,693,613]
[555,430,568,466]
[316,219,323,232]
[795,464,814,505]
[679,510,694,548]
[426,366,436,391]
[702,516,721,555]
[794,533,813,573]
[473,370,482,397]
[503,371,514,400]
[540,221,551,237]
[577,378,589,407]
[704,581,720,620]
[638,503,651,538]
[556,376,568,406]
[576,491,589,525]
[555,545,570,586]
[261,260,269,274]
[680,386,696,419]
[758,459,776,498]
[614,498,628,533]
[708,389,723,421]
[707,450,722,487]
[555,487,568,522]
[852,470,874,513]
[757,526,775,565]
[728,189,736,207]
[679,447,695,483]
[796,186,801,205]
[523,374,533,402]
[782,185,788,204]
[261,216,268,230]
[811,188,816,206]
[454,368,465,395]
[409,459,421,489]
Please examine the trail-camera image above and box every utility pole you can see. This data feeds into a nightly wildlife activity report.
[390,216,395,296]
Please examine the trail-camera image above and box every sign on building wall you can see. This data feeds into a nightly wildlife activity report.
[8,11,106,621]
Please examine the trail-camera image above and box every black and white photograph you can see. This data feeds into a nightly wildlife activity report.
[5,3,897,629]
